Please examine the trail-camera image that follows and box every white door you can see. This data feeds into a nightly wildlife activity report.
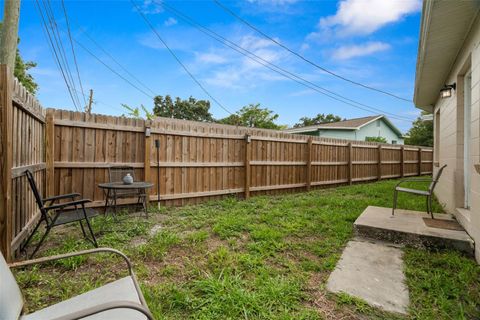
[464,73,472,209]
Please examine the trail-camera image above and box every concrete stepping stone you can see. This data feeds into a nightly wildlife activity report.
[327,240,409,315]
[354,206,474,256]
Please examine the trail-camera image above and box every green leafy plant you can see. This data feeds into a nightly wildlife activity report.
[293,113,344,128]
[121,103,154,120]
[153,95,214,122]
[217,103,286,129]
[365,136,387,143]
[404,111,433,147]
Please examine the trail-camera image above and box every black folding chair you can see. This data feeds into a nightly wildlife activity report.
[392,164,447,219]
[21,170,98,258]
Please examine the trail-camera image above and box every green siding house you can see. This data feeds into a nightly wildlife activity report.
[284,115,404,144]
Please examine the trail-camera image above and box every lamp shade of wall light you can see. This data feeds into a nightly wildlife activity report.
[440,83,456,99]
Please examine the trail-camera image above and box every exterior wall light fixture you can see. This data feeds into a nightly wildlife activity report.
[145,126,151,137]
[440,83,456,99]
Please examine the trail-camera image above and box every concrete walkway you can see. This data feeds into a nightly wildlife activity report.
[327,240,409,315]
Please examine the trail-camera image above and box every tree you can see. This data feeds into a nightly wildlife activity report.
[404,111,433,147]
[152,95,214,122]
[293,113,344,128]
[14,51,37,94]
[122,104,154,120]
[0,22,38,94]
[217,103,285,129]
[365,136,387,143]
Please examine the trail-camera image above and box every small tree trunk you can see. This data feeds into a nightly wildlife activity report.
[0,0,21,71]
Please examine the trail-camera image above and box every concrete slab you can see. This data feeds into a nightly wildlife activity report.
[327,240,409,315]
[354,206,474,256]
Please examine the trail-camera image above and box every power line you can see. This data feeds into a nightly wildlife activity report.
[159,1,413,122]
[34,0,80,111]
[130,0,234,115]
[74,38,155,99]
[61,0,87,107]
[213,0,412,103]
[42,0,82,110]
[40,0,79,110]
[36,1,150,115]
[78,28,158,97]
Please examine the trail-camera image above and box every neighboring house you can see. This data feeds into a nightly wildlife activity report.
[284,115,404,144]
[414,0,480,262]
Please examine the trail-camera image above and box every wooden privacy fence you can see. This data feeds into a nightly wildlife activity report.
[50,110,432,209]
[0,65,433,260]
[0,66,46,260]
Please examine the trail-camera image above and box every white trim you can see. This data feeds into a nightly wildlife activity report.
[464,72,472,209]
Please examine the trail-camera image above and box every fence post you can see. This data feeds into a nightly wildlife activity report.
[348,142,353,185]
[418,147,422,176]
[45,110,55,197]
[400,146,404,178]
[377,145,382,180]
[306,137,312,191]
[244,134,251,199]
[0,65,13,261]
[144,120,152,205]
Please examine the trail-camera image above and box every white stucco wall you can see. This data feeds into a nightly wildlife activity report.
[432,15,480,262]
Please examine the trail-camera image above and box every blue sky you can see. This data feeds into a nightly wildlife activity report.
[11,0,422,131]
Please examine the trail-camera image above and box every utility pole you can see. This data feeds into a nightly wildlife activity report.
[0,0,21,71]
[85,89,93,115]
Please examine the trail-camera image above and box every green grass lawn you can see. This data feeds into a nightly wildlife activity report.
[14,178,480,319]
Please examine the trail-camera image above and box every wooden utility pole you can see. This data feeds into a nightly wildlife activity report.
[0,0,21,71]
[85,89,93,115]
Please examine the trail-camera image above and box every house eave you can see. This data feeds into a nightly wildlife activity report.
[414,0,480,110]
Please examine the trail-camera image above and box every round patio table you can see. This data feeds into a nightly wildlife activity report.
[98,182,153,218]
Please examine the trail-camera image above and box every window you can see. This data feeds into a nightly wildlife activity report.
[376,121,381,127]
[392,140,397,145]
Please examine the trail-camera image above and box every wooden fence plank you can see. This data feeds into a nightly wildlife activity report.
[45,110,54,197]
[418,148,423,175]
[378,145,382,180]
[144,121,151,205]
[348,142,353,185]
[0,65,13,261]
[244,134,251,199]
[306,138,312,191]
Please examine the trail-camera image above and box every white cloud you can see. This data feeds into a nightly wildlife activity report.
[139,0,163,14]
[199,35,289,88]
[332,42,391,60]
[164,17,177,27]
[315,0,421,37]
[196,52,228,64]
[289,89,316,97]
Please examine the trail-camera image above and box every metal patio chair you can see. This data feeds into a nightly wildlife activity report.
[107,166,145,212]
[1,248,153,320]
[392,164,447,219]
[21,170,98,258]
